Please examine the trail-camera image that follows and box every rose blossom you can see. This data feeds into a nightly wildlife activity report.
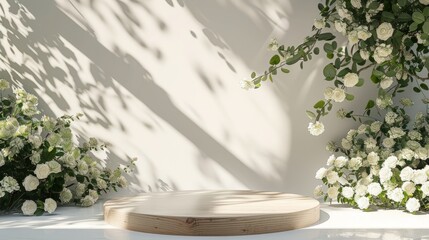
[308,121,325,136]
[21,200,37,216]
[44,198,57,214]
[22,175,39,191]
[367,182,382,196]
[342,187,354,199]
[376,22,394,41]
[343,73,359,87]
[406,198,420,212]
[34,164,50,179]
[357,197,370,209]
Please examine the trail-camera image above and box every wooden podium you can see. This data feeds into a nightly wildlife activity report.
[104,190,320,235]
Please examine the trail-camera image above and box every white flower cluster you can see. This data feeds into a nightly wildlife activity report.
[0,81,132,215]
[315,110,429,212]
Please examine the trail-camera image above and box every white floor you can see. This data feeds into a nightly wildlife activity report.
[1,200,429,240]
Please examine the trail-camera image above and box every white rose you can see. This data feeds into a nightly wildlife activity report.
[383,138,395,148]
[81,195,95,207]
[380,77,393,89]
[420,0,429,5]
[389,127,405,139]
[21,200,37,216]
[44,198,57,214]
[334,156,348,168]
[47,160,61,174]
[383,156,398,168]
[343,73,359,87]
[360,50,370,60]
[373,44,393,63]
[308,121,325,136]
[399,148,415,161]
[324,87,334,100]
[96,178,107,189]
[314,18,325,29]
[240,80,255,90]
[331,88,346,102]
[34,164,50,179]
[89,189,99,202]
[348,157,362,171]
[367,152,380,166]
[75,183,86,197]
[60,188,73,203]
[355,184,367,196]
[387,188,404,202]
[371,165,380,176]
[370,121,382,133]
[406,198,420,212]
[402,181,416,195]
[379,167,393,183]
[341,138,352,150]
[327,154,336,166]
[335,20,347,34]
[326,170,339,184]
[313,185,324,198]
[315,167,328,179]
[351,0,362,8]
[376,22,394,41]
[22,175,39,191]
[118,176,128,187]
[357,196,370,209]
[367,182,382,196]
[357,26,371,40]
[400,167,415,181]
[421,182,429,196]
[327,186,339,199]
[412,169,428,184]
[348,30,359,44]
[415,147,428,160]
[342,186,354,199]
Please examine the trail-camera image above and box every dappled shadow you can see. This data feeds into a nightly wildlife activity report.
[0,0,292,191]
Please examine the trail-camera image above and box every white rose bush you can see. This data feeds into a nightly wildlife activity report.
[0,80,134,215]
[245,0,429,212]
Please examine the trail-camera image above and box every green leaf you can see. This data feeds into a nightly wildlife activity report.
[424,7,429,17]
[368,1,379,10]
[346,93,354,101]
[323,43,334,53]
[269,55,281,65]
[323,63,337,80]
[366,100,375,109]
[251,72,256,78]
[281,68,290,73]
[409,22,419,32]
[398,13,412,22]
[356,78,364,87]
[317,32,336,41]
[313,47,320,55]
[424,21,429,34]
[338,68,351,78]
[306,110,316,120]
[414,87,421,93]
[286,54,301,65]
[421,83,429,91]
[382,11,395,22]
[413,12,425,24]
[314,100,325,109]
[398,0,407,7]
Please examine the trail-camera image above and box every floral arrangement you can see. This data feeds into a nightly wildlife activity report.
[244,0,429,212]
[0,80,132,216]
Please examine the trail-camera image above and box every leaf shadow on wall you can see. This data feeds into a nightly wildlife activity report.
[2,0,286,190]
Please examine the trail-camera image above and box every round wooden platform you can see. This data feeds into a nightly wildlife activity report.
[103,190,320,236]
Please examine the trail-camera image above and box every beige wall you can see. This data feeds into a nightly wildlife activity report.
[0,0,376,196]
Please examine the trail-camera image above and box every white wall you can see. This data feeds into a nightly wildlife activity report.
[0,0,376,196]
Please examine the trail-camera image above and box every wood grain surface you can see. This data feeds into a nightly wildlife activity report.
[104,190,320,236]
